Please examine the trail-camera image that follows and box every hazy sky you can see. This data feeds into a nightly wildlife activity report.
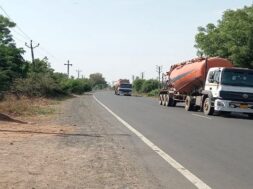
[0,0,252,83]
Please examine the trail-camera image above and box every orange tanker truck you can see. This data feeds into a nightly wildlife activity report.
[114,79,132,96]
[159,57,253,117]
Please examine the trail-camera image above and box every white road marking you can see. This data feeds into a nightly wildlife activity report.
[93,95,212,189]
[192,114,212,120]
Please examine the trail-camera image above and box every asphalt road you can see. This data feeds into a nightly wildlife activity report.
[95,91,253,189]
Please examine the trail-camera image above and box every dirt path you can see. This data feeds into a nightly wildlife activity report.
[0,95,161,189]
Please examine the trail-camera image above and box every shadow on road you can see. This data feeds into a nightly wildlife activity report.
[0,129,131,137]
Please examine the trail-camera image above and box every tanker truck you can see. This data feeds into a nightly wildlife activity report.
[114,79,132,96]
[159,57,253,117]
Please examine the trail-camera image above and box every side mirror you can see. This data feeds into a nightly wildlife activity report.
[214,79,219,84]
[208,72,215,83]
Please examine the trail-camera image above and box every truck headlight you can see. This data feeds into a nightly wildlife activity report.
[217,101,225,107]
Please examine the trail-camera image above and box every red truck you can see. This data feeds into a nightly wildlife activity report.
[159,57,253,117]
[114,79,132,96]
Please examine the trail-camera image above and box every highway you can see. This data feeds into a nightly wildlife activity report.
[95,91,253,189]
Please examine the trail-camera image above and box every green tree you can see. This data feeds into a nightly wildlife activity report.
[195,5,253,68]
[89,73,107,88]
[133,79,145,92]
[0,15,26,91]
[141,79,159,93]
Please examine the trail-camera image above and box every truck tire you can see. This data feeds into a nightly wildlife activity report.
[165,94,170,106]
[171,100,177,107]
[185,96,193,111]
[203,97,214,115]
[163,95,167,106]
[165,94,176,107]
[159,94,163,105]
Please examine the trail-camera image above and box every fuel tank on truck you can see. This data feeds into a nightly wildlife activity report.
[167,57,233,94]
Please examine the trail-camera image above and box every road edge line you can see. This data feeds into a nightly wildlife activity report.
[93,95,211,189]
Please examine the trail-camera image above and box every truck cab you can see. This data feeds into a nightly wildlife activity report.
[116,83,132,96]
[204,67,253,116]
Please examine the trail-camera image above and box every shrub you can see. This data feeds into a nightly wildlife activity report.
[11,73,66,97]
[60,79,92,95]
[141,79,159,93]
[133,79,145,92]
[147,89,160,97]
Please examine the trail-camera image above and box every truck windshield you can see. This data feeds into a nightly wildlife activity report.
[120,84,132,88]
[221,69,253,87]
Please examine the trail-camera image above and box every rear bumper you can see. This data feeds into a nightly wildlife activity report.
[214,99,253,113]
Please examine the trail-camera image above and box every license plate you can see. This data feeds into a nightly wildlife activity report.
[240,104,248,109]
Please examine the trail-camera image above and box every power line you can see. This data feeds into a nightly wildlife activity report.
[38,45,56,59]
[0,5,32,40]
[10,28,29,42]
[0,5,57,60]
[12,35,26,43]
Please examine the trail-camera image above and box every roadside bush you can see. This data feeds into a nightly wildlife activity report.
[141,79,159,93]
[61,79,92,95]
[11,73,66,97]
[147,89,160,97]
[133,79,145,92]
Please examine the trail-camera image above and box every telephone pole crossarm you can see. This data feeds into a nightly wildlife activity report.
[25,40,40,67]
[64,60,72,78]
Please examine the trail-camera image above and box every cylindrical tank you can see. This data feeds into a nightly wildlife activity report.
[167,57,233,94]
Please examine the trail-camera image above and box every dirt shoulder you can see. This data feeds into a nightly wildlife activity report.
[0,94,161,189]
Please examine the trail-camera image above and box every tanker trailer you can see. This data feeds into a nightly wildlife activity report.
[159,57,253,117]
[114,79,132,96]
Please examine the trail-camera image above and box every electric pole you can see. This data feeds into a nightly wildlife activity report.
[141,72,144,79]
[76,69,82,79]
[64,60,72,78]
[25,40,39,67]
[156,65,162,88]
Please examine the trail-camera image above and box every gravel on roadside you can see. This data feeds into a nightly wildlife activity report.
[0,94,161,189]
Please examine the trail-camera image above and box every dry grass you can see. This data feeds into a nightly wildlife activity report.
[0,95,58,117]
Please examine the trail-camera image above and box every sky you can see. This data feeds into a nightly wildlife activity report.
[0,0,252,84]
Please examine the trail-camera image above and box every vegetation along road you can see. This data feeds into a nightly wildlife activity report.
[95,91,253,189]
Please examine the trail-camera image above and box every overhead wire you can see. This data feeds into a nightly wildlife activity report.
[0,5,32,40]
[0,5,58,60]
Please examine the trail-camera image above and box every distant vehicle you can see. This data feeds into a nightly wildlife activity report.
[114,79,132,96]
[159,57,253,117]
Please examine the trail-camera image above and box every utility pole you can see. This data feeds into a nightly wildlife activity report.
[76,69,82,79]
[25,40,39,67]
[64,60,72,78]
[141,72,144,79]
[156,65,162,88]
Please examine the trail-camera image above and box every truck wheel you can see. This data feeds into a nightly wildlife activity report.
[171,99,177,107]
[185,96,193,111]
[165,95,170,106]
[203,98,214,115]
[163,95,167,106]
[159,94,163,105]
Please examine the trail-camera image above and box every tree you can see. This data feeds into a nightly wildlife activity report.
[141,79,159,93]
[133,79,145,92]
[89,73,107,88]
[195,5,253,68]
[0,15,26,91]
